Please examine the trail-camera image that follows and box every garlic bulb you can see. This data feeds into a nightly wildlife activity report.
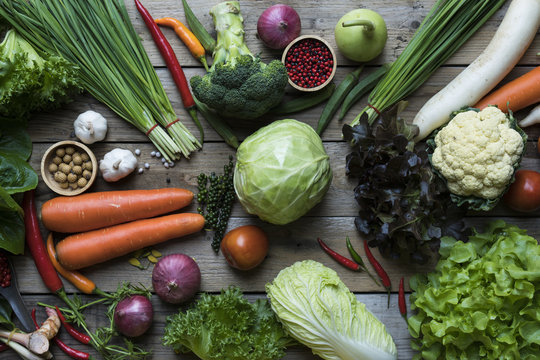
[74,110,108,144]
[99,148,137,182]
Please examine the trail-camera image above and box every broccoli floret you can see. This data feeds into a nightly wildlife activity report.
[190,1,288,120]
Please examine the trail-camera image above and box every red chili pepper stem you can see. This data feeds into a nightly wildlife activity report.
[317,238,360,271]
[134,0,204,142]
[398,277,407,320]
[55,306,91,345]
[363,239,392,308]
[31,308,91,360]
[345,237,380,286]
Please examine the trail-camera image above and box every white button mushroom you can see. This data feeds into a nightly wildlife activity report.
[99,148,138,182]
[73,110,108,144]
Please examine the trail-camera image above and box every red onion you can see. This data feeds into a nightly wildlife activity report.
[152,253,201,304]
[257,4,301,49]
[114,295,153,337]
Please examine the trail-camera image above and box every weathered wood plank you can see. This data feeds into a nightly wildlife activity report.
[0,293,415,360]
[28,138,540,223]
[27,66,540,144]
[12,213,540,295]
[125,0,539,67]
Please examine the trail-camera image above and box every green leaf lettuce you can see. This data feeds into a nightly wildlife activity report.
[0,28,81,119]
[408,220,540,359]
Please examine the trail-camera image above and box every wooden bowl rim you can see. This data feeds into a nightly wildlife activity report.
[281,35,337,92]
[40,140,98,196]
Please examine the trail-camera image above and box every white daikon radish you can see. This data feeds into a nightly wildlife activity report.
[519,103,540,127]
[413,0,540,141]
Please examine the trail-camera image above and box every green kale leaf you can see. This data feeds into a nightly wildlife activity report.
[163,287,294,360]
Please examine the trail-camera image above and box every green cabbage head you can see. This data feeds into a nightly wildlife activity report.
[266,260,398,360]
[234,119,332,225]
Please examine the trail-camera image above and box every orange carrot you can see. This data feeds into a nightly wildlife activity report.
[474,66,540,112]
[55,213,204,270]
[46,233,96,295]
[41,188,193,233]
[155,17,209,71]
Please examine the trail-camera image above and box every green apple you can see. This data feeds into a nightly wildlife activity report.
[335,9,387,62]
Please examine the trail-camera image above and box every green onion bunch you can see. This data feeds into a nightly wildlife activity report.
[0,0,200,160]
[353,0,506,125]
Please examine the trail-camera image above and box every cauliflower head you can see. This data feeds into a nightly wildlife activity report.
[431,107,524,200]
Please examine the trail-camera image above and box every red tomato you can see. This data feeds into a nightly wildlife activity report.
[221,225,269,271]
[503,170,540,212]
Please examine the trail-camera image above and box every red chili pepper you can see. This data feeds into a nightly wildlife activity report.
[399,277,407,319]
[55,306,91,344]
[0,343,8,352]
[317,238,360,271]
[134,0,204,141]
[23,190,63,294]
[31,308,91,360]
[363,239,392,308]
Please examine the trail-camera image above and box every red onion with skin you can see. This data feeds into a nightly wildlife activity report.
[152,253,201,304]
[114,295,153,337]
[257,4,301,49]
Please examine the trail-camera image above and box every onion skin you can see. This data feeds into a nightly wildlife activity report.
[114,295,153,337]
[152,253,201,304]
[257,4,301,50]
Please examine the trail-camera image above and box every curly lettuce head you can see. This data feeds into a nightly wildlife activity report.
[408,220,540,359]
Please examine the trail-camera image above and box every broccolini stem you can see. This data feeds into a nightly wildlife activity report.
[209,1,254,69]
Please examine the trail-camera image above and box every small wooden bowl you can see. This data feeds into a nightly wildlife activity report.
[41,140,97,196]
[282,35,337,92]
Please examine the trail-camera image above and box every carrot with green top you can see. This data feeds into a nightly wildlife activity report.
[56,213,205,270]
[156,17,209,71]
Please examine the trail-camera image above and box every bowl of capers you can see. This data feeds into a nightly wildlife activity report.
[41,140,98,196]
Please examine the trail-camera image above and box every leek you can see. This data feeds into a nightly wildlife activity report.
[352,0,507,126]
[0,0,201,160]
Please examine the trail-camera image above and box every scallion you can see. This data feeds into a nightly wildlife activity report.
[352,0,507,125]
[0,0,201,160]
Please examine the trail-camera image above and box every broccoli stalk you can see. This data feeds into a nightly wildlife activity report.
[190,1,288,120]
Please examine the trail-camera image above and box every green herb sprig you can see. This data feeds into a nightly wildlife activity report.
[39,282,151,360]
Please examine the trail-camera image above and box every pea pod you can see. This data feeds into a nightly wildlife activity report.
[181,0,216,53]
[316,67,363,135]
[338,64,390,121]
[269,83,336,116]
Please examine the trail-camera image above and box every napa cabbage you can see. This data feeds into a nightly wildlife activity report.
[266,260,397,360]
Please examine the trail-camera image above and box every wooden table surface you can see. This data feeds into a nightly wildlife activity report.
[5,0,539,359]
